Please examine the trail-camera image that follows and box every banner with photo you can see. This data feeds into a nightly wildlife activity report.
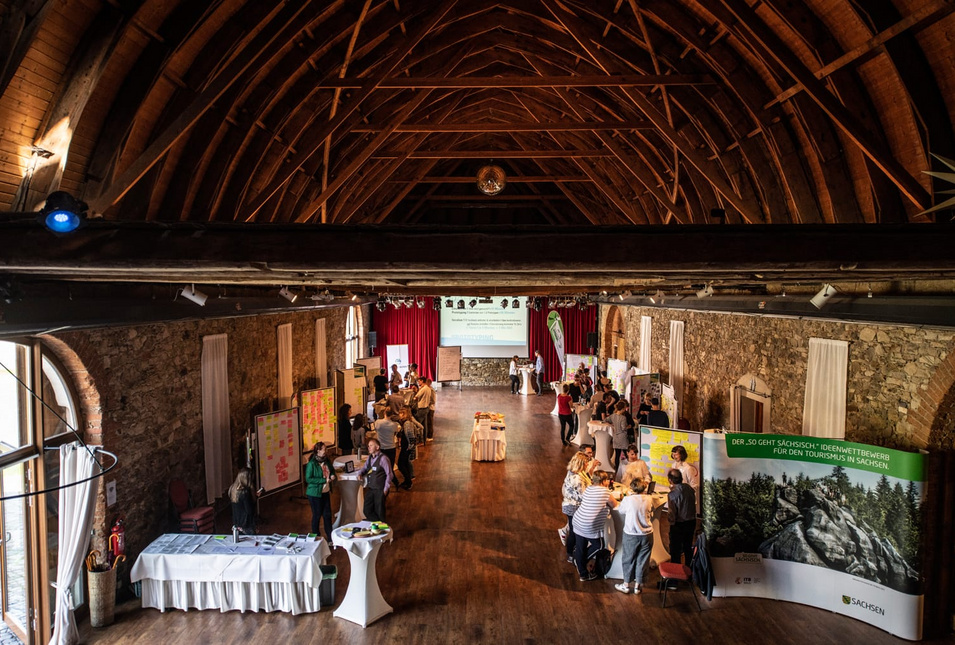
[703,433,925,640]
[564,353,597,382]
[605,358,629,399]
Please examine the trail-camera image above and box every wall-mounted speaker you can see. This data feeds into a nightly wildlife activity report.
[587,332,597,350]
[369,331,377,347]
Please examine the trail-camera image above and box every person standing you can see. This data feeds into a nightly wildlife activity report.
[667,468,697,566]
[571,471,617,581]
[375,409,400,488]
[509,355,520,394]
[557,384,574,445]
[387,384,405,417]
[671,444,700,503]
[337,403,353,454]
[389,364,403,390]
[637,392,653,427]
[404,362,419,387]
[607,400,630,467]
[534,349,545,396]
[615,478,654,594]
[412,377,433,441]
[350,413,370,453]
[304,443,336,539]
[228,468,257,535]
[357,438,392,522]
[561,452,592,564]
[396,406,421,489]
[373,368,388,403]
[425,377,437,440]
[647,397,670,428]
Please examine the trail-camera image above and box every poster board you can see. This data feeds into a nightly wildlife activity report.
[355,356,381,389]
[703,433,925,640]
[436,346,462,382]
[606,358,629,398]
[564,353,597,382]
[255,407,301,493]
[638,425,702,492]
[629,372,661,417]
[335,369,365,420]
[385,344,409,376]
[660,383,678,428]
[300,387,336,451]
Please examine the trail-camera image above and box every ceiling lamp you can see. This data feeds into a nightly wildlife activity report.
[376,299,387,312]
[810,284,837,309]
[416,297,425,309]
[476,164,506,196]
[533,298,542,311]
[39,191,87,234]
[433,298,441,310]
[279,287,298,303]
[180,284,208,306]
[649,290,665,304]
[696,285,714,299]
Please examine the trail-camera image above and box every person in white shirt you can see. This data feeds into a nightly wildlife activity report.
[508,355,520,394]
[413,377,435,442]
[404,363,419,388]
[614,478,654,594]
[671,444,700,504]
[617,444,651,487]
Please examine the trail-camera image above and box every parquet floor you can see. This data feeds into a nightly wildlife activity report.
[80,387,951,644]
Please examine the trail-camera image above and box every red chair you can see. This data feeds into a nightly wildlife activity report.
[658,561,702,611]
[169,479,216,533]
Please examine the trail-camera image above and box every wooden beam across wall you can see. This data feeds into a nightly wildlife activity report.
[311,74,713,88]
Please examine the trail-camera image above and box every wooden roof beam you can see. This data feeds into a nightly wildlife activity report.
[312,74,712,88]
[349,121,654,132]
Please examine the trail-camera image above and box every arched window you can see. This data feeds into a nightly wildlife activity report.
[345,306,362,367]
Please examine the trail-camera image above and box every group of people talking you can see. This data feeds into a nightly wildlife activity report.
[560,442,699,594]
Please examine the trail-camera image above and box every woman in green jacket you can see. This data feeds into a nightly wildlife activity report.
[305,442,336,539]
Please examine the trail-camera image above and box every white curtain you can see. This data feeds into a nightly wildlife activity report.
[277,323,293,408]
[50,443,100,645]
[201,334,232,503]
[669,320,685,412]
[638,316,652,372]
[315,318,327,387]
[803,338,849,439]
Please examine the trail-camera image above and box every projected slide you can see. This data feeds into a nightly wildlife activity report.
[440,297,528,357]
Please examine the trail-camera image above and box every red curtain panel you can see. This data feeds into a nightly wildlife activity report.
[370,298,440,380]
[529,299,597,382]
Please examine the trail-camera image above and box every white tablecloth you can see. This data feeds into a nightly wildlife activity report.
[131,534,331,615]
[518,367,536,395]
[333,455,366,528]
[603,490,670,580]
[470,420,507,461]
[571,405,592,446]
[587,421,615,472]
[332,522,393,627]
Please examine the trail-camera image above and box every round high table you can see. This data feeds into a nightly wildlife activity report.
[587,421,615,472]
[332,522,393,628]
[518,366,536,395]
[332,455,366,529]
[603,485,670,579]
[570,404,592,447]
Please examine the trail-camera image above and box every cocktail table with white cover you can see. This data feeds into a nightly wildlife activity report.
[470,418,506,461]
[602,486,670,580]
[570,404,593,447]
[518,366,536,395]
[587,421,615,472]
[131,533,331,615]
[332,521,393,628]
[332,455,366,529]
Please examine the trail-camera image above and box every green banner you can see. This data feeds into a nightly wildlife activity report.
[724,433,925,480]
[546,311,564,372]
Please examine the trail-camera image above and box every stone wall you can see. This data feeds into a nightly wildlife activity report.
[461,358,510,386]
[603,305,955,450]
[52,307,348,559]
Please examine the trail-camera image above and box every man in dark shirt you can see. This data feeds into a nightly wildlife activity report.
[373,369,388,403]
[667,468,696,566]
[647,397,670,428]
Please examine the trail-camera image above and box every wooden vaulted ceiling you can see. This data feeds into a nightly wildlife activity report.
[1,0,955,318]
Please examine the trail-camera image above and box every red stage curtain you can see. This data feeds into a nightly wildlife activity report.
[529,300,597,382]
[370,298,440,380]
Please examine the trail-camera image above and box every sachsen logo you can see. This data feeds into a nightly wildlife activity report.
[734,553,762,563]
[842,595,885,616]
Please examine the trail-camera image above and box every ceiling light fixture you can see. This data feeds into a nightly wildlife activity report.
[351,292,359,302]
[867,284,873,298]
[416,297,425,309]
[180,284,208,306]
[39,191,87,234]
[810,284,837,309]
[376,299,387,312]
[433,298,441,310]
[476,164,506,196]
[696,285,714,299]
[279,287,298,303]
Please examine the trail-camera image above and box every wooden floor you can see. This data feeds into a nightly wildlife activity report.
[81,387,951,644]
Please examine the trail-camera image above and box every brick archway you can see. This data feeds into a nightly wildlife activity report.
[602,305,624,359]
[908,345,955,450]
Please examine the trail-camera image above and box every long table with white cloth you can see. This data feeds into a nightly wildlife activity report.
[470,415,506,461]
[131,533,331,615]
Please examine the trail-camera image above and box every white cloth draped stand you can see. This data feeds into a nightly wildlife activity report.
[587,421,615,472]
[470,420,507,461]
[332,522,393,627]
[332,455,366,529]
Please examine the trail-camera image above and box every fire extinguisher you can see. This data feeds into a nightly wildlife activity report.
[108,516,126,567]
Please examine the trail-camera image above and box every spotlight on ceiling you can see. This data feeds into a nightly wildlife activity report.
[476,164,506,195]
[649,290,665,305]
[810,284,837,309]
[433,298,441,310]
[469,299,477,308]
[279,287,298,303]
[180,284,208,306]
[867,284,873,298]
[696,285,714,299]
[445,298,453,308]
[533,298,542,312]
[416,297,425,309]
[376,299,387,312]
[457,299,465,310]
[619,290,632,301]
[512,298,520,309]
[351,292,359,302]
[39,191,87,234]
[501,298,508,309]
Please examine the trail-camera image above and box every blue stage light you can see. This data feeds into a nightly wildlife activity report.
[44,209,82,233]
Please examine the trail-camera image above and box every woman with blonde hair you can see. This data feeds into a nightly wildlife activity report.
[229,468,257,534]
[560,451,592,564]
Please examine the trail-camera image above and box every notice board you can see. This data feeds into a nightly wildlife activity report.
[300,387,336,451]
[335,368,365,419]
[255,407,301,493]
[355,356,381,389]
[436,346,462,382]
[564,353,597,382]
[638,425,702,489]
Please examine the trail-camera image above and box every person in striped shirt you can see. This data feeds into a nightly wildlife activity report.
[571,470,618,581]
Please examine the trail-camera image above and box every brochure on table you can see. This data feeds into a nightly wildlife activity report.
[300,387,336,451]
[255,407,301,493]
[703,432,925,641]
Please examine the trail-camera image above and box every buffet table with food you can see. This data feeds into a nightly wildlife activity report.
[470,412,507,461]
